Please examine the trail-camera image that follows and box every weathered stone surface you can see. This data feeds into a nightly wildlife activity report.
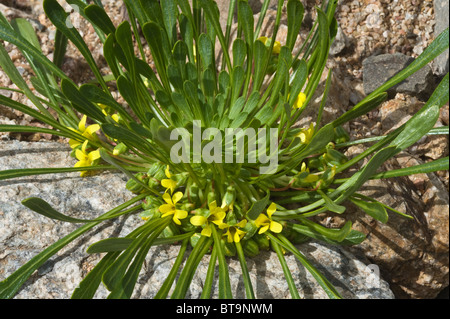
[0,141,395,299]
[433,0,449,77]
[362,53,434,99]
[337,95,449,299]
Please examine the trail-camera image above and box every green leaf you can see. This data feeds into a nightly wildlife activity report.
[199,0,231,71]
[161,0,178,47]
[349,197,388,223]
[0,38,51,118]
[198,33,214,69]
[332,92,388,128]
[21,197,99,223]
[0,17,69,81]
[235,241,255,299]
[43,0,108,91]
[61,79,105,121]
[87,238,134,254]
[142,22,170,89]
[155,238,189,299]
[246,192,270,220]
[171,235,213,299]
[84,4,116,35]
[286,0,304,51]
[139,0,164,26]
[211,225,233,299]
[53,29,68,68]
[318,190,346,214]
[232,38,247,68]
[106,219,170,299]
[237,0,254,49]
[102,217,170,292]
[251,39,270,92]
[369,156,449,180]
[292,224,366,246]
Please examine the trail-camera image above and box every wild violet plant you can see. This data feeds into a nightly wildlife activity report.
[0,0,448,299]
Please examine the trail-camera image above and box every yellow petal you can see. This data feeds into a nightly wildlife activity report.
[111,114,120,123]
[74,160,88,168]
[75,149,86,162]
[175,209,188,220]
[258,224,270,234]
[190,215,207,226]
[165,165,171,178]
[257,36,269,45]
[162,193,173,205]
[159,204,174,214]
[272,41,281,54]
[172,191,183,204]
[85,124,100,137]
[81,140,89,153]
[236,219,247,228]
[201,224,212,237]
[225,229,233,243]
[270,221,283,233]
[88,150,101,162]
[254,214,269,228]
[209,200,217,211]
[211,211,226,223]
[234,228,245,242]
[69,139,81,149]
[219,222,229,230]
[267,203,277,218]
[161,179,176,192]
[78,115,87,131]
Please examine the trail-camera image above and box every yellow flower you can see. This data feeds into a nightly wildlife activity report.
[190,201,226,237]
[255,203,283,234]
[294,92,307,109]
[299,162,320,183]
[221,219,247,243]
[296,123,315,144]
[74,140,101,177]
[257,36,281,54]
[69,115,100,149]
[158,191,188,225]
[161,165,177,194]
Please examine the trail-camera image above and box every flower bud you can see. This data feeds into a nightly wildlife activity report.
[324,148,348,166]
[113,142,128,156]
[221,185,236,208]
[190,233,202,248]
[221,238,236,257]
[142,195,160,210]
[139,208,161,221]
[187,182,199,204]
[242,219,258,240]
[126,173,149,193]
[242,239,260,257]
[334,126,350,144]
[253,233,270,251]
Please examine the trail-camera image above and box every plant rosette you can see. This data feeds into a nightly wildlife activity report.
[0,0,448,299]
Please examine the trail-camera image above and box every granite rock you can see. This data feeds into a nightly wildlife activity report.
[0,141,395,299]
[362,53,434,99]
[433,0,449,77]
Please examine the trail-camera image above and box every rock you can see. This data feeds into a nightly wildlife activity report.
[343,157,449,299]
[433,0,449,77]
[337,95,449,298]
[362,53,434,99]
[0,141,395,299]
[330,26,347,56]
